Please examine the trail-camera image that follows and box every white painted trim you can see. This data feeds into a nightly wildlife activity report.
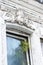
[6,22,34,34]
[26,51,30,65]
[28,37,33,65]
[7,33,26,40]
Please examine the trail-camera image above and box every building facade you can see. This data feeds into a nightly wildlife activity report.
[0,0,43,65]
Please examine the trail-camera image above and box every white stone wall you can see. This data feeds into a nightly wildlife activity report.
[0,17,2,65]
[0,17,7,65]
[0,15,43,65]
[31,28,43,65]
[0,1,43,65]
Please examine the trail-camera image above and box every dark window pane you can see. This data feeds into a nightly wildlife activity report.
[40,39,43,56]
[36,0,43,4]
[6,36,27,65]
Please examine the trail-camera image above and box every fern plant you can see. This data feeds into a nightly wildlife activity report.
[20,40,29,52]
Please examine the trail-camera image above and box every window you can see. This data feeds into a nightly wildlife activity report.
[6,32,30,65]
[36,0,43,4]
[40,38,43,56]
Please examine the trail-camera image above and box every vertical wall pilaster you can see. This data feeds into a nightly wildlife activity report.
[0,17,7,65]
[0,17,2,65]
[31,29,43,65]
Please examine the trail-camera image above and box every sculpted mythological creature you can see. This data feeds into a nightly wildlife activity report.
[15,9,24,25]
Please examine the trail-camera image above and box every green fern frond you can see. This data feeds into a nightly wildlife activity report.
[20,40,29,52]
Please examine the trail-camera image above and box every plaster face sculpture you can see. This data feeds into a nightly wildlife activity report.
[24,16,29,26]
[15,9,24,25]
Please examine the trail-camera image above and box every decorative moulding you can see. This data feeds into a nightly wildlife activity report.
[0,8,36,30]
[0,2,43,24]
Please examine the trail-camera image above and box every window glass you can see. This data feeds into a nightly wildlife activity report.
[40,38,43,56]
[6,36,27,65]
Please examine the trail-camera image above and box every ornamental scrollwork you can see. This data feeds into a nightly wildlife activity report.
[0,8,36,30]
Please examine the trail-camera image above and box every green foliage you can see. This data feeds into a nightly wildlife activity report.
[20,40,29,52]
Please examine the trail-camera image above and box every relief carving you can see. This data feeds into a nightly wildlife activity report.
[15,9,24,25]
[0,7,36,30]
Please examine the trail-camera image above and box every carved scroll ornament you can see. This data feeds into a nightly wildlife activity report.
[0,9,36,30]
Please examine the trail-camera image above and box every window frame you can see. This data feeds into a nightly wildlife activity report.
[6,29,31,65]
[6,22,33,65]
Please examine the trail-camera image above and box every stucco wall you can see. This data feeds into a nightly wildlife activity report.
[31,28,43,65]
[0,0,43,65]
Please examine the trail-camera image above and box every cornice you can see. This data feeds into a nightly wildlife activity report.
[1,3,43,23]
[0,9,37,30]
[0,0,43,24]
[19,0,43,10]
[0,0,43,30]
[2,0,43,14]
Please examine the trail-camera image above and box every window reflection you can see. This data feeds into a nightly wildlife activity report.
[6,36,27,65]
